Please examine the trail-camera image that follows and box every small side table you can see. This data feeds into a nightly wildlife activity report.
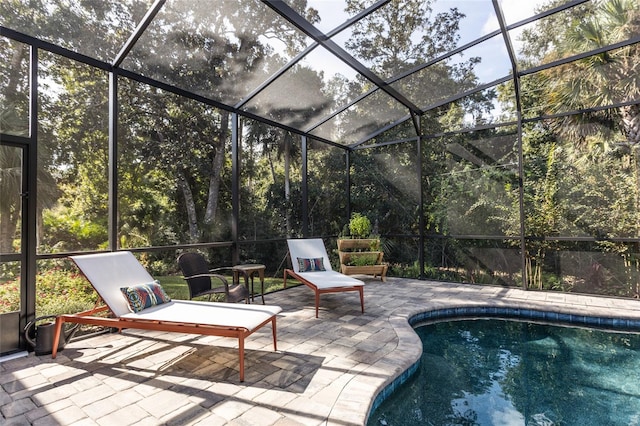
[232,264,266,304]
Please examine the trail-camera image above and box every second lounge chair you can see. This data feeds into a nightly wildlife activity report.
[284,238,365,318]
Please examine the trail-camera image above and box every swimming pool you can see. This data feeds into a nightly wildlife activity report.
[368,318,640,425]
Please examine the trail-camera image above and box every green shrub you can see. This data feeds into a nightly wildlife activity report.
[392,261,421,278]
[348,213,372,238]
[0,280,20,313]
[36,268,97,316]
[347,253,379,266]
[0,268,97,315]
[36,298,96,318]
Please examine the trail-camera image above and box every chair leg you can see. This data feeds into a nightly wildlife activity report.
[271,317,277,351]
[51,317,63,359]
[239,334,245,382]
[237,270,250,304]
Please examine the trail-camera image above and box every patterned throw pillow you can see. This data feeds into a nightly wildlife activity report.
[120,281,171,313]
[297,257,326,272]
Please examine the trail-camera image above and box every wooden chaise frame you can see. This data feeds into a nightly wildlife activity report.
[284,238,365,318]
[52,251,282,382]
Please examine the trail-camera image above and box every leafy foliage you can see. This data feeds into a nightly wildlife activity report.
[346,252,379,266]
[348,213,372,238]
[0,268,96,316]
[0,281,19,314]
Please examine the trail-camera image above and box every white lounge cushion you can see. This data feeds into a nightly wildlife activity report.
[72,251,283,323]
[287,238,364,288]
[120,300,281,330]
[295,270,363,289]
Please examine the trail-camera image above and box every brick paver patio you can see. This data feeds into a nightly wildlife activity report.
[3,278,640,425]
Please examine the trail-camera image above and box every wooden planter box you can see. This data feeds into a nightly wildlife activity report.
[337,239,387,281]
[340,264,388,281]
[337,238,380,251]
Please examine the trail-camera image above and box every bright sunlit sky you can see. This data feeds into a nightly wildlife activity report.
[295,0,550,83]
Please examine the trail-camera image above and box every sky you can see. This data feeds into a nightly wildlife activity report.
[298,0,550,84]
[288,0,555,129]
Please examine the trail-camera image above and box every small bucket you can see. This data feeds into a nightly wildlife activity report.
[24,315,79,356]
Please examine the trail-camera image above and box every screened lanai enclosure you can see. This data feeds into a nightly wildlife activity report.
[1,0,640,356]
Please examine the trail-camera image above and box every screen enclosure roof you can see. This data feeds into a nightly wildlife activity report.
[2,0,639,148]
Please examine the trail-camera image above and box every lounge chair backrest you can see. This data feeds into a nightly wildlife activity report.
[71,251,156,318]
[287,238,334,273]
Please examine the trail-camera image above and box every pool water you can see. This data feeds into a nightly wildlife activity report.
[368,319,640,426]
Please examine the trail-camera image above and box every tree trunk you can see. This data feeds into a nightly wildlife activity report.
[204,112,228,225]
[621,104,640,145]
[0,199,19,254]
[0,148,22,253]
[525,249,545,290]
[177,171,199,242]
[284,137,291,236]
[0,47,29,253]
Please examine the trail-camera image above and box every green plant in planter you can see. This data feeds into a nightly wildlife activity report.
[347,253,379,266]
[349,213,372,239]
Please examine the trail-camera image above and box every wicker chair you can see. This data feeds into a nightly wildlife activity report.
[178,252,250,303]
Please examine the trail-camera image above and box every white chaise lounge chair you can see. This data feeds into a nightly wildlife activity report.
[284,238,364,318]
[52,251,282,381]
